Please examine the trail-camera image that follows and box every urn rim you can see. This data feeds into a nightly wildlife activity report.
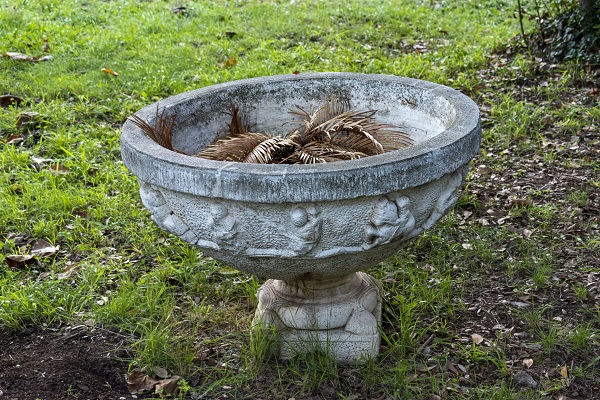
[120,73,481,203]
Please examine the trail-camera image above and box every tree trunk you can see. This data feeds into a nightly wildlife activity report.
[578,0,599,27]
[578,0,595,12]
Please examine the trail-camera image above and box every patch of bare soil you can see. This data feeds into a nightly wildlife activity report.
[451,46,600,398]
[0,326,146,400]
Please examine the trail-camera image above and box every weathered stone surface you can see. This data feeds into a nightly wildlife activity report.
[139,166,467,281]
[254,272,382,362]
[121,73,480,203]
[121,73,482,362]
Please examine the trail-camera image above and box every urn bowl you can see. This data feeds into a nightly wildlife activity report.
[120,73,481,282]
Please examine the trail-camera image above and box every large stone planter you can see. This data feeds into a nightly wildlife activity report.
[120,73,481,363]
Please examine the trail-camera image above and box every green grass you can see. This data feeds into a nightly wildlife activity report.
[2,0,599,399]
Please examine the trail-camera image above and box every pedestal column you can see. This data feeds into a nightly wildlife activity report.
[253,271,382,363]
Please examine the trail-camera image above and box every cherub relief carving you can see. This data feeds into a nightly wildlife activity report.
[422,171,463,230]
[363,196,415,249]
[206,203,238,248]
[289,205,323,255]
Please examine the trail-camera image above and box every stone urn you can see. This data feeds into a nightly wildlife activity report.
[120,73,481,363]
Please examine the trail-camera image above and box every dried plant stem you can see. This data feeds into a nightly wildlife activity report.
[128,105,184,154]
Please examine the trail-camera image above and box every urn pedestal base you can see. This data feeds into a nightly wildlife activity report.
[253,272,382,363]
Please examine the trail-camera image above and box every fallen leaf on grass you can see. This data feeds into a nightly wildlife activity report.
[487,208,505,218]
[73,210,89,218]
[127,370,159,394]
[57,263,80,279]
[3,52,31,61]
[5,232,32,246]
[31,239,59,257]
[4,254,36,269]
[16,111,41,128]
[155,375,180,395]
[2,52,52,62]
[506,301,530,309]
[560,364,568,379]
[101,68,119,76]
[31,156,54,170]
[5,239,59,268]
[521,343,543,351]
[39,271,52,280]
[475,217,490,226]
[476,165,494,175]
[171,6,187,15]
[0,95,24,107]
[224,57,236,68]
[127,369,181,395]
[446,360,460,375]
[153,366,168,379]
[5,134,24,145]
[48,163,70,174]
[523,358,533,368]
[415,364,437,372]
[471,333,484,345]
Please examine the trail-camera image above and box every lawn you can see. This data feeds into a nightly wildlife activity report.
[1,1,598,399]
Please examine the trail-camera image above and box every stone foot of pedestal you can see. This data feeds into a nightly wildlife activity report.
[253,271,382,363]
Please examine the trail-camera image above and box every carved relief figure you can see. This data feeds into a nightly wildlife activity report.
[139,182,168,219]
[207,203,238,248]
[139,182,199,243]
[363,196,415,249]
[422,171,463,230]
[289,204,323,255]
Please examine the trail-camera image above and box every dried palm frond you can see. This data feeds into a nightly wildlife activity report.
[128,105,184,153]
[194,95,413,164]
[312,110,385,154]
[290,96,351,135]
[324,117,414,153]
[364,123,413,151]
[326,129,384,156]
[290,142,369,164]
[283,150,325,165]
[289,96,352,144]
[290,97,412,154]
[226,103,251,136]
[243,136,297,164]
[195,132,271,162]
